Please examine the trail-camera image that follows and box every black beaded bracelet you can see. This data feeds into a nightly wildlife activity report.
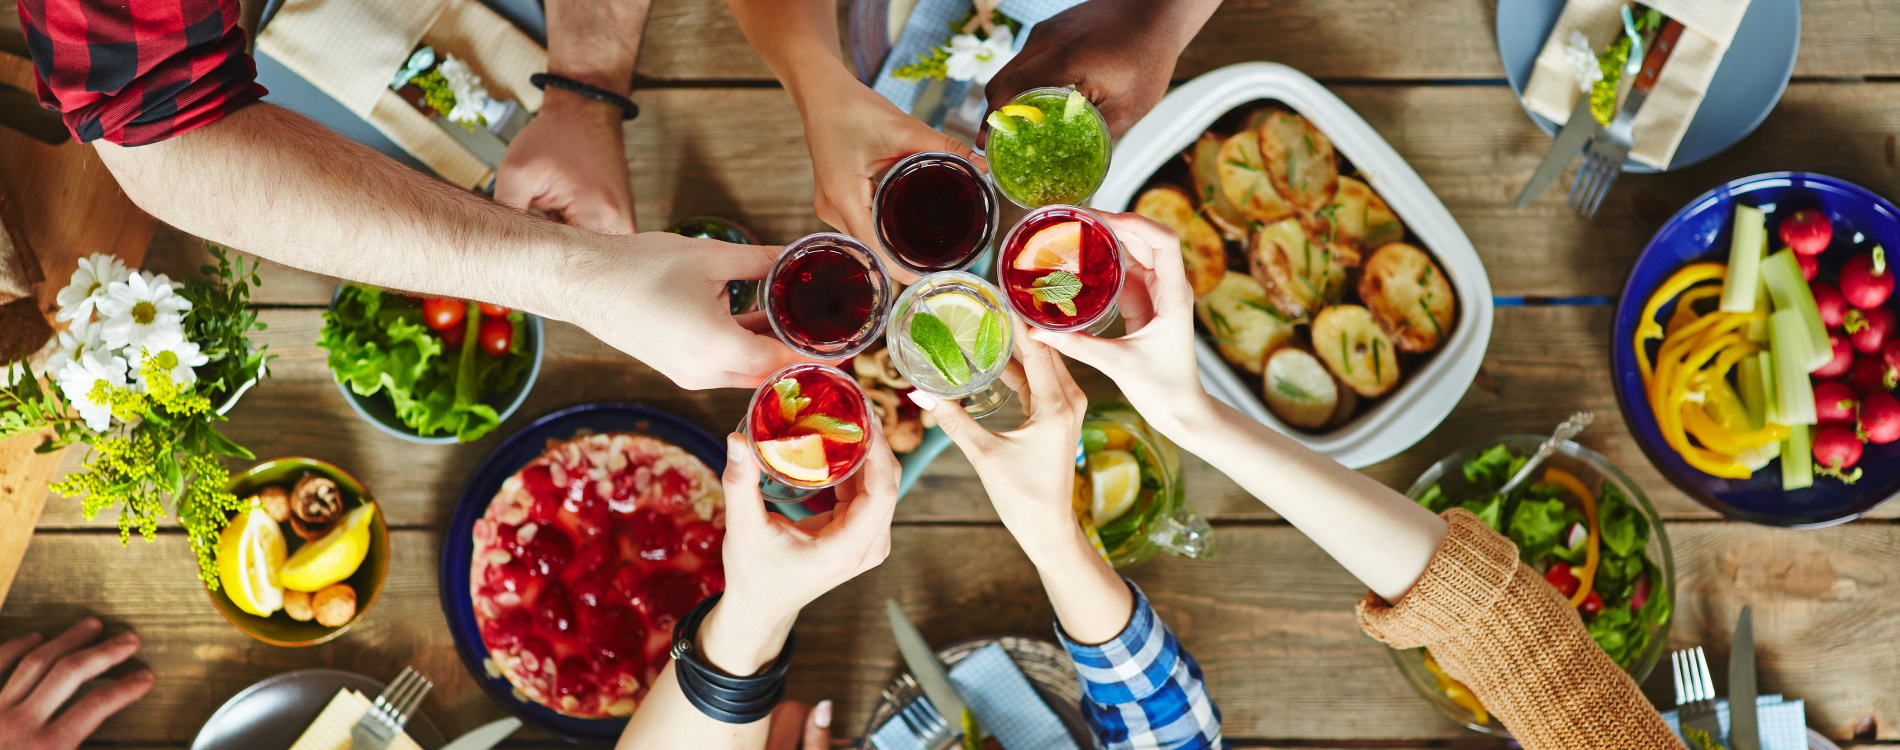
[671,592,795,724]
[529,73,640,120]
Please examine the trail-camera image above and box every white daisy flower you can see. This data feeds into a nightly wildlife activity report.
[56,350,128,431]
[131,339,209,391]
[54,254,133,322]
[439,56,501,126]
[50,318,106,373]
[1564,31,1605,94]
[97,273,191,352]
[944,26,1015,85]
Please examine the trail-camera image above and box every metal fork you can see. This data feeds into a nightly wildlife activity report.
[1672,647,1722,750]
[1569,19,1685,219]
[350,667,434,750]
[893,696,954,750]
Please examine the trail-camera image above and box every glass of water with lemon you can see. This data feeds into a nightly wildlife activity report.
[1076,401,1217,568]
[887,271,1017,418]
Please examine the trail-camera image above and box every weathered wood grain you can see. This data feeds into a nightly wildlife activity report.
[4,524,1895,744]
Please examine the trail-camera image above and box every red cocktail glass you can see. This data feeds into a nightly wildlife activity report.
[764,233,892,359]
[873,151,999,278]
[744,363,874,502]
[997,205,1125,334]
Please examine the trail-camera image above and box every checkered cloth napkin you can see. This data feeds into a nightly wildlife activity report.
[1661,695,1810,750]
[872,0,1084,119]
[286,688,423,750]
[257,0,546,189]
[869,643,1080,750]
[1520,0,1752,170]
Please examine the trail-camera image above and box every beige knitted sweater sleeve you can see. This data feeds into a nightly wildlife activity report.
[1357,509,1684,750]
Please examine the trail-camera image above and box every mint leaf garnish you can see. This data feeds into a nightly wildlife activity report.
[972,311,1006,371]
[1019,271,1083,317]
[909,312,972,386]
[772,377,809,422]
[795,414,865,444]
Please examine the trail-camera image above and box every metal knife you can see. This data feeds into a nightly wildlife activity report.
[1730,606,1759,750]
[885,600,973,737]
[437,717,521,750]
[1514,97,1601,208]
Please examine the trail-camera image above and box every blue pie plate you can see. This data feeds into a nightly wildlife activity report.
[1611,172,1900,527]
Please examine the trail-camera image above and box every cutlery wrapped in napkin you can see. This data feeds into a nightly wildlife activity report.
[288,688,423,750]
[871,643,1080,750]
[1661,695,1809,750]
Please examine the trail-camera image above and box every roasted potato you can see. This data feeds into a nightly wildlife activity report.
[1217,130,1295,224]
[1187,133,1250,240]
[1258,112,1339,214]
[1311,304,1401,397]
[1195,272,1294,376]
[1261,347,1339,430]
[1328,382,1359,427]
[1308,176,1402,250]
[1360,243,1456,353]
[1133,185,1226,297]
[1248,218,1357,319]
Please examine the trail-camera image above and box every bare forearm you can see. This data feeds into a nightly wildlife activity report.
[92,103,600,320]
[547,0,651,94]
[725,0,850,99]
[1030,527,1135,645]
[616,600,793,749]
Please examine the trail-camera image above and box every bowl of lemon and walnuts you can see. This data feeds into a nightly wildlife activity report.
[208,457,387,646]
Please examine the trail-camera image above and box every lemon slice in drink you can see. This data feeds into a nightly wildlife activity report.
[759,434,830,485]
[999,104,1046,125]
[280,502,376,593]
[927,291,990,355]
[1088,450,1142,526]
[218,507,286,616]
[1012,221,1083,274]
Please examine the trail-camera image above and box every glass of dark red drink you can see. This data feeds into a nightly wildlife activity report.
[873,151,999,278]
[763,233,892,359]
[743,363,874,502]
[997,206,1125,334]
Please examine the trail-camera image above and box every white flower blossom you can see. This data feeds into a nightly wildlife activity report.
[131,339,209,392]
[438,56,503,126]
[56,350,128,431]
[1564,31,1605,94]
[54,254,132,322]
[944,26,1015,85]
[97,273,190,352]
[50,318,106,372]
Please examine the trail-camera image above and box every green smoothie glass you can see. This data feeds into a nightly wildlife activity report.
[984,87,1112,208]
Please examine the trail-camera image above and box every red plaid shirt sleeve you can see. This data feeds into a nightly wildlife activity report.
[18,0,265,145]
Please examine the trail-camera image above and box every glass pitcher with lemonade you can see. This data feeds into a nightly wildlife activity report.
[1075,401,1217,568]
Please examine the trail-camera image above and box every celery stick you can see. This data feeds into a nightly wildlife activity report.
[1781,423,1813,490]
[1770,310,1817,425]
[1739,355,1768,430]
[1721,204,1767,312]
[1758,350,1779,425]
[1745,273,1771,343]
[1761,250,1832,371]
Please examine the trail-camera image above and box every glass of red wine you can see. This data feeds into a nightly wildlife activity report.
[997,205,1125,335]
[763,233,893,359]
[873,151,999,279]
[742,363,875,503]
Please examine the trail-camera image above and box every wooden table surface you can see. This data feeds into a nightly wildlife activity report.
[5,0,1899,747]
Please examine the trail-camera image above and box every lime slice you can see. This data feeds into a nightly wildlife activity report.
[218,507,286,616]
[1087,450,1142,526]
[758,434,829,484]
[795,414,865,444]
[985,111,1017,136]
[999,104,1046,126]
[280,502,376,593]
[928,291,988,350]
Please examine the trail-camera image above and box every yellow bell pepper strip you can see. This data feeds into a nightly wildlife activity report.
[1655,332,1759,478]
[1423,651,1489,725]
[1636,262,1727,383]
[1666,285,1724,335]
[1542,468,1599,608]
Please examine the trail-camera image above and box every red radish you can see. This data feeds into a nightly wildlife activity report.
[1797,253,1819,282]
[1845,307,1895,353]
[1814,331,1856,378]
[1814,380,1860,424]
[1886,338,1900,375]
[1813,424,1864,470]
[1578,591,1604,617]
[1780,209,1834,255]
[1630,573,1651,611]
[1543,562,1580,598]
[1849,355,1897,394]
[1860,391,1900,444]
[1813,281,1849,328]
[1840,247,1893,309]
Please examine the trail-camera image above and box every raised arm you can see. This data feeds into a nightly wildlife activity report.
[984,0,1225,138]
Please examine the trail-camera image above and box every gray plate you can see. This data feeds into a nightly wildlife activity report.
[190,669,446,750]
[1496,0,1800,172]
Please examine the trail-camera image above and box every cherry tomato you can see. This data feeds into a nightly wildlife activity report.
[439,322,466,350]
[479,316,514,356]
[1578,591,1604,617]
[422,297,466,331]
[480,302,510,318]
[1543,562,1580,598]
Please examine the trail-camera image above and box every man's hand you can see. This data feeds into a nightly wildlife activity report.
[497,90,636,234]
[0,619,153,750]
[764,700,832,750]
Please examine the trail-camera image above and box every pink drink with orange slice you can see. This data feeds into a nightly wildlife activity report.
[998,206,1124,332]
[746,363,873,499]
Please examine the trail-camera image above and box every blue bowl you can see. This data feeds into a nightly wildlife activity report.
[1611,172,1900,527]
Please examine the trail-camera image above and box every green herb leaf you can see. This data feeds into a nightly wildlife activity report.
[908,312,972,386]
[1272,377,1315,402]
[796,414,866,444]
[971,311,1007,371]
[1339,332,1353,375]
[1019,271,1084,318]
[773,376,811,422]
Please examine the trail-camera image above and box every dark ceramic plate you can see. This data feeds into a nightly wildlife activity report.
[191,669,445,750]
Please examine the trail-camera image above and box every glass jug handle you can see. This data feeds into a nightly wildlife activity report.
[1150,510,1218,559]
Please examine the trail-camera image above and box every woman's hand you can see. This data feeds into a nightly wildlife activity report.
[0,618,153,750]
[698,423,902,674]
[764,700,831,750]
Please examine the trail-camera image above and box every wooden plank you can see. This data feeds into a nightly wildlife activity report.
[6,524,1896,744]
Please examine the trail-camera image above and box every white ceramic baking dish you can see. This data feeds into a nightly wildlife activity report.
[1093,62,1494,468]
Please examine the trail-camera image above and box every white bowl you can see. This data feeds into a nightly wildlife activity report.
[1093,62,1495,468]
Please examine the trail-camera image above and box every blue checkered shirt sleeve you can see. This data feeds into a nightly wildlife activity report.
[1055,580,1223,750]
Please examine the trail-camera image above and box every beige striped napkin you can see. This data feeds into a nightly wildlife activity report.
[257,0,547,189]
[1521,0,1752,170]
[287,688,425,750]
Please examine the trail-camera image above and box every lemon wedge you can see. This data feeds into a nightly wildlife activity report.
[1088,450,1142,526]
[1012,221,1083,274]
[924,291,990,356]
[758,434,829,485]
[999,104,1046,126]
[218,507,286,616]
[280,502,375,593]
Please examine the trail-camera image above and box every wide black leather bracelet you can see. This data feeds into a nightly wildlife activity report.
[671,592,794,724]
[529,73,639,120]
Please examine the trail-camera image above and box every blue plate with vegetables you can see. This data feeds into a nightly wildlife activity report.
[1392,436,1673,736]
[321,284,544,444]
[1611,173,1900,527]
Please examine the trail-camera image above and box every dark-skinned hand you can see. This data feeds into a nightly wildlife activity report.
[981,0,1195,145]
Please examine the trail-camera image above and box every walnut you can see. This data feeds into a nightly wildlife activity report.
[312,583,357,627]
[283,589,314,621]
[252,485,291,523]
[289,475,344,539]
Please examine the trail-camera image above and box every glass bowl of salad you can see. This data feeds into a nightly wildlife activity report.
[1387,435,1675,736]
[1076,401,1216,568]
